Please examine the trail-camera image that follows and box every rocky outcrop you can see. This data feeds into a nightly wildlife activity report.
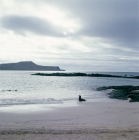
[2,90,17,91]
[0,61,65,71]
[31,72,139,79]
[32,72,87,76]
[97,86,139,102]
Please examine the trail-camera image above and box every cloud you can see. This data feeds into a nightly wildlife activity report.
[0,15,67,36]
[80,18,139,48]
[46,0,139,47]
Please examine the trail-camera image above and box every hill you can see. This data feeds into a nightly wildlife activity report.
[0,61,65,71]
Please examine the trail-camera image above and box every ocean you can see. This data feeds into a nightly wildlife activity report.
[0,71,139,111]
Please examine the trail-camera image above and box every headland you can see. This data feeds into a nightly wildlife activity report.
[0,61,65,71]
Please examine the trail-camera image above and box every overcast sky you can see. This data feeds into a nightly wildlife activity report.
[0,0,139,71]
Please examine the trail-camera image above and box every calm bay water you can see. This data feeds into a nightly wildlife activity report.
[0,71,139,108]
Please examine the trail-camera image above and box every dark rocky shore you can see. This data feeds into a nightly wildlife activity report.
[31,72,139,79]
[97,86,139,102]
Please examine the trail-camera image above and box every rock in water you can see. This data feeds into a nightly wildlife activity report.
[97,86,139,102]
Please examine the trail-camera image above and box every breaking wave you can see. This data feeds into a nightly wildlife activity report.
[0,98,63,106]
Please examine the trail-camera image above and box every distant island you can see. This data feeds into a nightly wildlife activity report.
[0,61,65,71]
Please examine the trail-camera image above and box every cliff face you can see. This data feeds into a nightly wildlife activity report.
[0,61,64,71]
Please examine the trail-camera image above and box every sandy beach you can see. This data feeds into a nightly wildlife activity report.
[0,101,139,140]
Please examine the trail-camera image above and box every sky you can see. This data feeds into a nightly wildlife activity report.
[0,0,139,71]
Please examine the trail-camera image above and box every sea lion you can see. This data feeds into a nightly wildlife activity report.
[79,95,86,101]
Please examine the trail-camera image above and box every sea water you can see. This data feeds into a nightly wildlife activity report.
[0,71,138,110]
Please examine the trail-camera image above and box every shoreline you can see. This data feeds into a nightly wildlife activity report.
[0,101,139,139]
[1,101,139,127]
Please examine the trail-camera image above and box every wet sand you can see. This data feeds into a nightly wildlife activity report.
[0,101,139,140]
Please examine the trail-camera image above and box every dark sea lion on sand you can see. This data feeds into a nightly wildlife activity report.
[79,95,86,101]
